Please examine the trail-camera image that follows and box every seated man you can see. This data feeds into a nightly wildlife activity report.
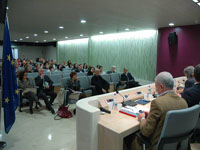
[125,72,188,150]
[181,64,200,107]
[35,68,56,114]
[107,65,116,74]
[91,69,109,95]
[183,66,195,91]
[121,68,140,88]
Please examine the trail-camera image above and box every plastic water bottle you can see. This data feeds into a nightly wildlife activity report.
[113,93,118,110]
[147,86,152,100]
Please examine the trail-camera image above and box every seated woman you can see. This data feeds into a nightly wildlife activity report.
[65,72,86,105]
[18,71,42,114]
[87,66,95,76]
[177,66,195,94]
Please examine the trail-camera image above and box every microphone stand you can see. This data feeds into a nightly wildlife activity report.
[116,90,126,107]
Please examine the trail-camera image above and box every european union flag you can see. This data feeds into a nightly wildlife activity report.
[2,18,19,134]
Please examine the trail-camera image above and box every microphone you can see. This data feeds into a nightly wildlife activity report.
[116,90,126,107]
[100,107,111,114]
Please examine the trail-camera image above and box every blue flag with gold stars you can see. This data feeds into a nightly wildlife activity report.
[2,18,19,134]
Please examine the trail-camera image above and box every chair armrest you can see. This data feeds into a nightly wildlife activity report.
[136,132,152,147]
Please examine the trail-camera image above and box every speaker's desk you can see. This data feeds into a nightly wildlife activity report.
[98,77,186,150]
[98,90,151,150]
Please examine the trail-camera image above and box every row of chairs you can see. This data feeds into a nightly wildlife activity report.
[27,73,122,97]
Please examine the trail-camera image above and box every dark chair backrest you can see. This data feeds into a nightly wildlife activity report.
[157,105,200,150]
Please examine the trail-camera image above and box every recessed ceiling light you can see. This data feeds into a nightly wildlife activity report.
[193,0,199,3]
[19,38,23,41]
[14,40,17,42]
[44,31,48,33]
[169,23,175,26]
[59,26,64,29]
[6,7,9,10]
[125,28,130,31]
[34,34,38,36]
[35,41,39,43]
[99,32,104,34]
[80,34,83,37]
[197,2,200,6]
[44,40,47,42]
[65,36,68,39]
[26,36,29,39]
[53,38,56,41]
[80,19,87,24]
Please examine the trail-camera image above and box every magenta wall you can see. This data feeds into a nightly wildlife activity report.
[157,25,200,78]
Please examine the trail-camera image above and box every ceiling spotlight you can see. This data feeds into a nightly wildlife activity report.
[193,0,199,3]
[197,2,200,5]
[125,28,130,31]
[80,19,87,24]
[14,40,17,42]
[44,31,48,33]
[19,38,23,41]
[6,7,9,10]
[80,34,83,37]
[65,36,68,39]
[53,38,56,41]
[169,23,175,26]
[44,40,47,42]
[35,41,39,43]
[99,32,104,34]
[34,34,38,36]
[26,36,29,39]
[59,26,64,29]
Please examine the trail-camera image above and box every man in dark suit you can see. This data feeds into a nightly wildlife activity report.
[91,69,109,95]
[35,69,56,114]
[183,66,195,91]
[120,68,140,88]
[181,64,200,107]
[107,65,116,74]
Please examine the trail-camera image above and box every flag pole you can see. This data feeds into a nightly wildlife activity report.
[0,14,8,148]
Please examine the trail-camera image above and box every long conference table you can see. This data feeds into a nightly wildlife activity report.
[97,77,186,150]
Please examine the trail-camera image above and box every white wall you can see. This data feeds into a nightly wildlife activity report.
[15,45,45,59]
[43,46,57,60]
[0,45,57,60]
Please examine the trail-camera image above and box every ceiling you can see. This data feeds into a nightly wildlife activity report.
[0,0,200,43]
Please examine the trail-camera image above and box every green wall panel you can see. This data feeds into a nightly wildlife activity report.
[57,30,158,81]
[89,31,158,81]
[57,39,89,64]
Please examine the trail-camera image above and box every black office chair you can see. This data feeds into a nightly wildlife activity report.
[137,105,200,150]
